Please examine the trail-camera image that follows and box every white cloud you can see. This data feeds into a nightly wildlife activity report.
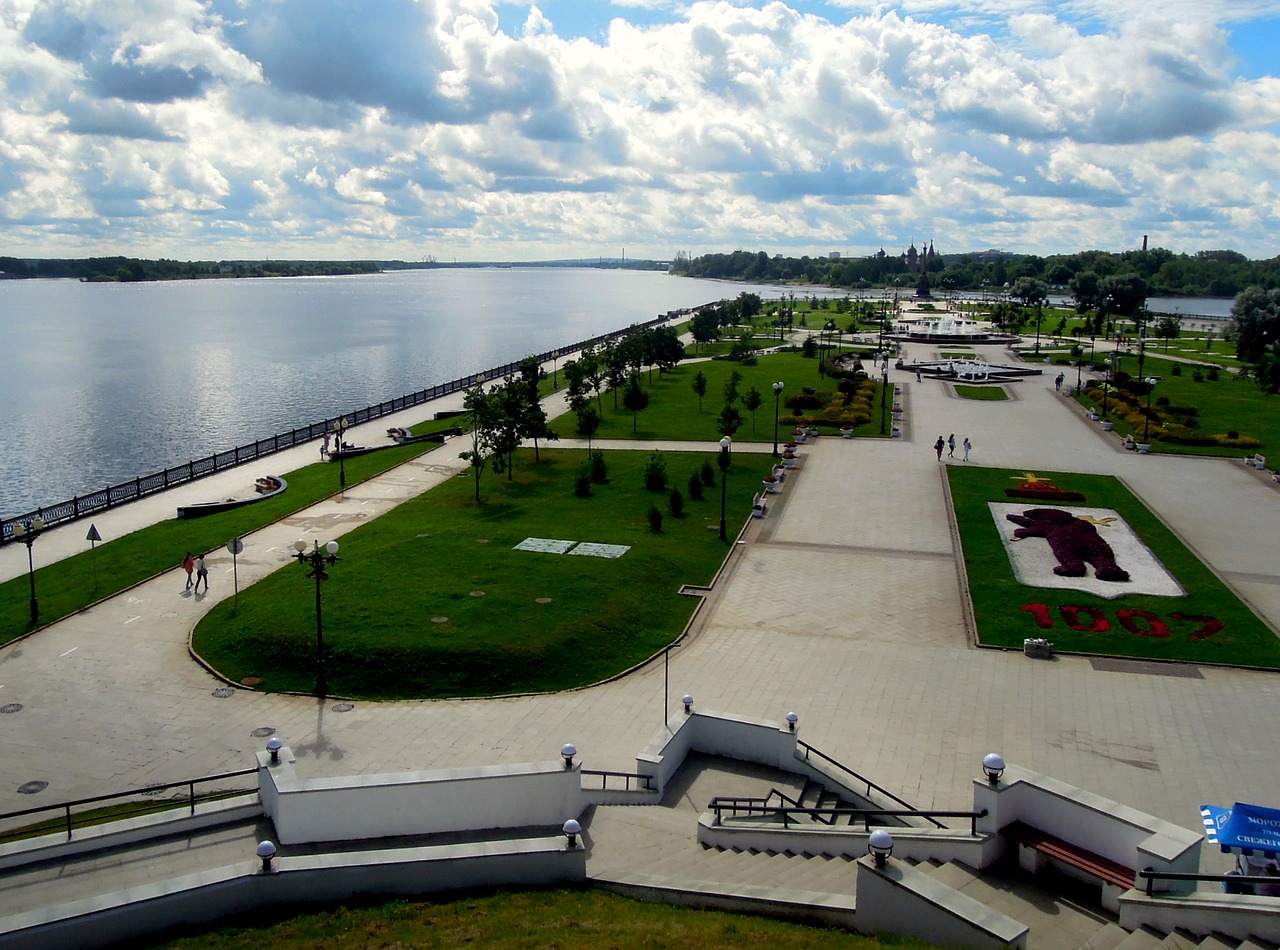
[0,0,1277,258]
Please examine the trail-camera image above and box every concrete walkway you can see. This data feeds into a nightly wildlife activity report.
[3,339,1280,902]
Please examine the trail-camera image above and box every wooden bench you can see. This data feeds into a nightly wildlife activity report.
[1003,821,1134,909]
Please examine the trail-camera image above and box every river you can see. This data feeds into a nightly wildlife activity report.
[0,268,796,518]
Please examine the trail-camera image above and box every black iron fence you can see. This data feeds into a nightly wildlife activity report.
[1,310,695,543]
[0,767,260,844]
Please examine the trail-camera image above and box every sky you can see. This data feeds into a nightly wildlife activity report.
[1,0,1278,263]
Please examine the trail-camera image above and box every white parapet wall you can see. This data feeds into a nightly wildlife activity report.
[856,855,1028,949]
[0,836,584,950]
[257,747,583,845]
[635,709,805,795]
[972,764,1202,890]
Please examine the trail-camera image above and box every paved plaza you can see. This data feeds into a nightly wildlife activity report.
[2,339,1280,887]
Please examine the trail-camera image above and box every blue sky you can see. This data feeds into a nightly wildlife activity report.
[2,0,1279,262]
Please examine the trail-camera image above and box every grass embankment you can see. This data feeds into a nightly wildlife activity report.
[0,435,451,647]
[1070,354,1279,456]
[194,447,734,699]
[550,352,892,443]
[948,466,1280,667]
[147,887,935,950]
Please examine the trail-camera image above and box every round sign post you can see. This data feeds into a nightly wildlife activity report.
[226,537,244,602]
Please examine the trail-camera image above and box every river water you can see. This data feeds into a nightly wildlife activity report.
[0,268,791,518]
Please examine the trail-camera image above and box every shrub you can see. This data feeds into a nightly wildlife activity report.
[1155,396,1170,407]
[1208,367,1220,381]
[688,471,705,501]
[1228,430,1240,440]
[647,505,663,533]
[1171,363,1182,376]
[668,486,685,517]
[700,461,716,487]
[574,468,592,498]
[1192,370,1205,382]
[590,450,608,483]
[644,452,667,492]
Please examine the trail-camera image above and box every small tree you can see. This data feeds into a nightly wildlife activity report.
[688,470,705,500]
[1153,313,1182,352]
[574,466,592,498]
[623,373,649,432]
[575,405,601,454]
[692,370,708,410]
[644,451,667,492]
[647,505,663,533]
[668,486,685,517]
[700,460,716,487]
[716,402,744,440]
[743,386,763,432]
[590,450,608,483]
[801,335,817,358]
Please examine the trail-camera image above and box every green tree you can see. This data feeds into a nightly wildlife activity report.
[692,370,708,410]
[716,401,744,439]
[1152,314,1182,352]
[459,385,502,502]
[516,356,557,462]
[1230,286,1280,392]
[743,386,763,433]
[622,373,649,432]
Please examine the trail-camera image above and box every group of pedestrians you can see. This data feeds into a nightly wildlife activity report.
[182,551,209,594]
[933,433,972,462]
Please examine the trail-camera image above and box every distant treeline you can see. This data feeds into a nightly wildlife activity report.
[0,257,381,282]
[670,248,1280,298]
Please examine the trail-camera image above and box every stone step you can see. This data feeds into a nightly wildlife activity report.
[1080,923,1137,950]
[1158,929,1203,949]
[1113,926,1169,950]
[1190,935,1238,950]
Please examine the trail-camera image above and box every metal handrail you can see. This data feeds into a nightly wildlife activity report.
[797,739,947,828]
[0,766,260,843]
[0,308,697,534]
[708,798,987,835]
[1139,867,1280,897]
[580,769,657,792]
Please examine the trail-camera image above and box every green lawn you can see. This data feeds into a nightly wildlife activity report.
[0,439,446,646]
[148,887,935,950]
[551,352,892,443]
[954,385,1008,401]
[1071,354,1279,455]
[948,466,1280,667]
[194,447,746,699]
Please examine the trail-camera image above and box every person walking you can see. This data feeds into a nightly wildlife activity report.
[182,552,195,591]
[1055,372,1064,391]
[963,437,972,462]
[915,365,922,383]
[321,430,331,459]
[194,554,209,594]
[947,433,956,458]
[934,436,945,460]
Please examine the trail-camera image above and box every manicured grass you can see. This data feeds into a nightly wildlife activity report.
[948,466,1280,667]
[146,887,936,950]
[551,352,891,443]
[0,440,446,646]
[194,447,741,699]
[1072,354,1279,455]
[953,385,1008,401]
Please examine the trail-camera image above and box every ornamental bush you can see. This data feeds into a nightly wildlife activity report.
[644,452,668,492]
[647,505,663,533]
[688,471,705,501]
[668,486,685,517]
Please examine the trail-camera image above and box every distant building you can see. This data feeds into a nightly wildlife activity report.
[828,251,841,260]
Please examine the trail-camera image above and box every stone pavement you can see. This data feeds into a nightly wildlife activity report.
[3,340,1280,890]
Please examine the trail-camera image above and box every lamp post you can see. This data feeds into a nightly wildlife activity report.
[771,381,785,456]
[12,515,45,624]
[332,418,349,493]
[717,436,732,542]
[1101,356,1112,418]
[1143,377,1158,443]
[293,539,340,697]
[879,367,889,435]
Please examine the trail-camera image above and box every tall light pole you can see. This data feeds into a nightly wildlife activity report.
[12,515,45,625]
[293,539,340,697]
[879,367,889,435]
[717,436,732,542]
[333,418,349,493]
[771,381,785,456]
[1143,377,1158,444]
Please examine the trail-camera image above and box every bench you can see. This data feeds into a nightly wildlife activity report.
[1003,821,1135,909]
[1245,453,1267,470]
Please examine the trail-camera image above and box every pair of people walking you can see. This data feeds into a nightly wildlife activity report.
[182,551,209,594]
[934,434,972,462]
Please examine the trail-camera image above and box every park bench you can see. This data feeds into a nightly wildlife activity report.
[254,476,282,494]
[1003,820,1135,907]
[1244,453,1267,470]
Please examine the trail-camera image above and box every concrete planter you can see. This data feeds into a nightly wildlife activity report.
[762,477,780,494]
[1101,421,1114,431]
[1136,443,1151,454]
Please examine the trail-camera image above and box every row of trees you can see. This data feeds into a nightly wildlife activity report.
[0,256,382,281]
[670,247,1280,298]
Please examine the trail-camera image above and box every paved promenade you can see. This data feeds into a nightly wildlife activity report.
[2,340,1280,882]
